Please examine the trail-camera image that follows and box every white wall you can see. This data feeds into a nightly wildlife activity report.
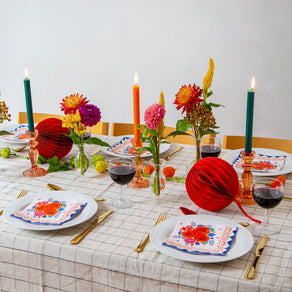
[1,0,292,140]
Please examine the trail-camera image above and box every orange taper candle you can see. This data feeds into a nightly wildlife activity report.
[133,72,141,147]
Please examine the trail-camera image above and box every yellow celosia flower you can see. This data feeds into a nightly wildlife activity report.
[157,90,165,138]
[203,58,215,97]
[159,90,165,107]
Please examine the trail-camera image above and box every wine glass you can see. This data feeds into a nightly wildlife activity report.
[252,177,284,236]
[109,157,136,208]
[201,136,222,158]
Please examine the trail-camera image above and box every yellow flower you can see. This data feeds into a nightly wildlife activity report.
[157,90,165,137]
[159,90,165,107]
[203,58,215,96]
[62,111,87,136]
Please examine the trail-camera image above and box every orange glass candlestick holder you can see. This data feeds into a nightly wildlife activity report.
[239,150,256,205]
[23,130,47,177]
[128,144,149,189]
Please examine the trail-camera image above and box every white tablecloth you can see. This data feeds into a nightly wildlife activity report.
[0,136,291,292]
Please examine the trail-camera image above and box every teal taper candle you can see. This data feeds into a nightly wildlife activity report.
[24,69,34,132]
[245,77,255,153]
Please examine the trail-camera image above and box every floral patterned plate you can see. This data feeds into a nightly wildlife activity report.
[222,148,292,176]
[150,215,254,263]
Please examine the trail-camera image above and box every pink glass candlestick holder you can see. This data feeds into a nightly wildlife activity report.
[128,144,149,189]
[23,129,47,177]
[238,150,256,205]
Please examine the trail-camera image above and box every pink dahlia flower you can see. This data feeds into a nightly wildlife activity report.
[144,103,165,130]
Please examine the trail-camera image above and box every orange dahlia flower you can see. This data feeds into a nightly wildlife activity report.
[60,93,89,115]
[174,84,203,114]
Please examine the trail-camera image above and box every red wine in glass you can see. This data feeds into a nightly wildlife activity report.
[201,145,221,158]
[253,187,284,209]
[109,165,136,185]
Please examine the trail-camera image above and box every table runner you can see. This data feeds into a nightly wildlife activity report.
[0,136,291,292]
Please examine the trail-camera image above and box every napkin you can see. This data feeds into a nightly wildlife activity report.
[232,152,286,173]
[11,196,87,225]
[163,217,238,256]
[108,137,148,155]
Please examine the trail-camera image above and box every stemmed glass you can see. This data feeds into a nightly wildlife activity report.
[252,177,284,236]
[201,136,222,158]
[109,157,136,208]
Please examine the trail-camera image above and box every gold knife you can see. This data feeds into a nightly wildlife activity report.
[47,183,104,202]
[245,236,268,279]
[70,210,113,245]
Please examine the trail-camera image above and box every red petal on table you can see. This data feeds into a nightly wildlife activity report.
[35,118,73,159]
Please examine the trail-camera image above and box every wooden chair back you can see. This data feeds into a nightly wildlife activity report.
[223,135,292,154]
[18,112,62,123]
[111,122,214,145]
[18,112,109,135]
[111,123,134,136]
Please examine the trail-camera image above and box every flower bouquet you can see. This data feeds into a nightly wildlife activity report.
[173,58,222,162]
[60,93,110,175]
[137,91,174,196]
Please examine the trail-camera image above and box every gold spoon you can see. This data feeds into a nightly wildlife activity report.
[165,146,183,161]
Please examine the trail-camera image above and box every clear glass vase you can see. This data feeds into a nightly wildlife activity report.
[185,137,202,175]
[150,158,166,196]
[194,136,202,163]
[74,144,89,175]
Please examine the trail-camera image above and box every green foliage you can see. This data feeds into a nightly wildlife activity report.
[47,156,71,173]
[85,137,110,147]
[37,155,46,164]
[176,119,192,132]
[0,131,13,136]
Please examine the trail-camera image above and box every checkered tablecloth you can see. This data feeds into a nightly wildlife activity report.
[0,136,291,292]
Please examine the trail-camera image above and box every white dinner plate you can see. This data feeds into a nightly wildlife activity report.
[222,148,292,176]
[150,215,254,263]
[0,124,29,145]
[3,191,97,230]
[105,136,170,158]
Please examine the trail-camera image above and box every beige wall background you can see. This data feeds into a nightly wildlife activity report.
[1,0,292,139]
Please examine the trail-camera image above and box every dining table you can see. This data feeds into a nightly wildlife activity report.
[0,133,291,292]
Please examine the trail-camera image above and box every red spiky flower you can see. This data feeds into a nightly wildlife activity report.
[60,93,89,115]
[174,84,203,114]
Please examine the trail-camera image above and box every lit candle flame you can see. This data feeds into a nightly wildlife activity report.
[134,72,138,85]
[251,76,255,90]
[24,68,29,79]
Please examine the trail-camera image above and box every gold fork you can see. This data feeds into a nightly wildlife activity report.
[134,213,167,253]
[0,190,28,215]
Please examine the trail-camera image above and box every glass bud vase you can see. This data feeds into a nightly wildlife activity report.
[194,136,202,163]
[74,144,89,175]
[150,158,166,196]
